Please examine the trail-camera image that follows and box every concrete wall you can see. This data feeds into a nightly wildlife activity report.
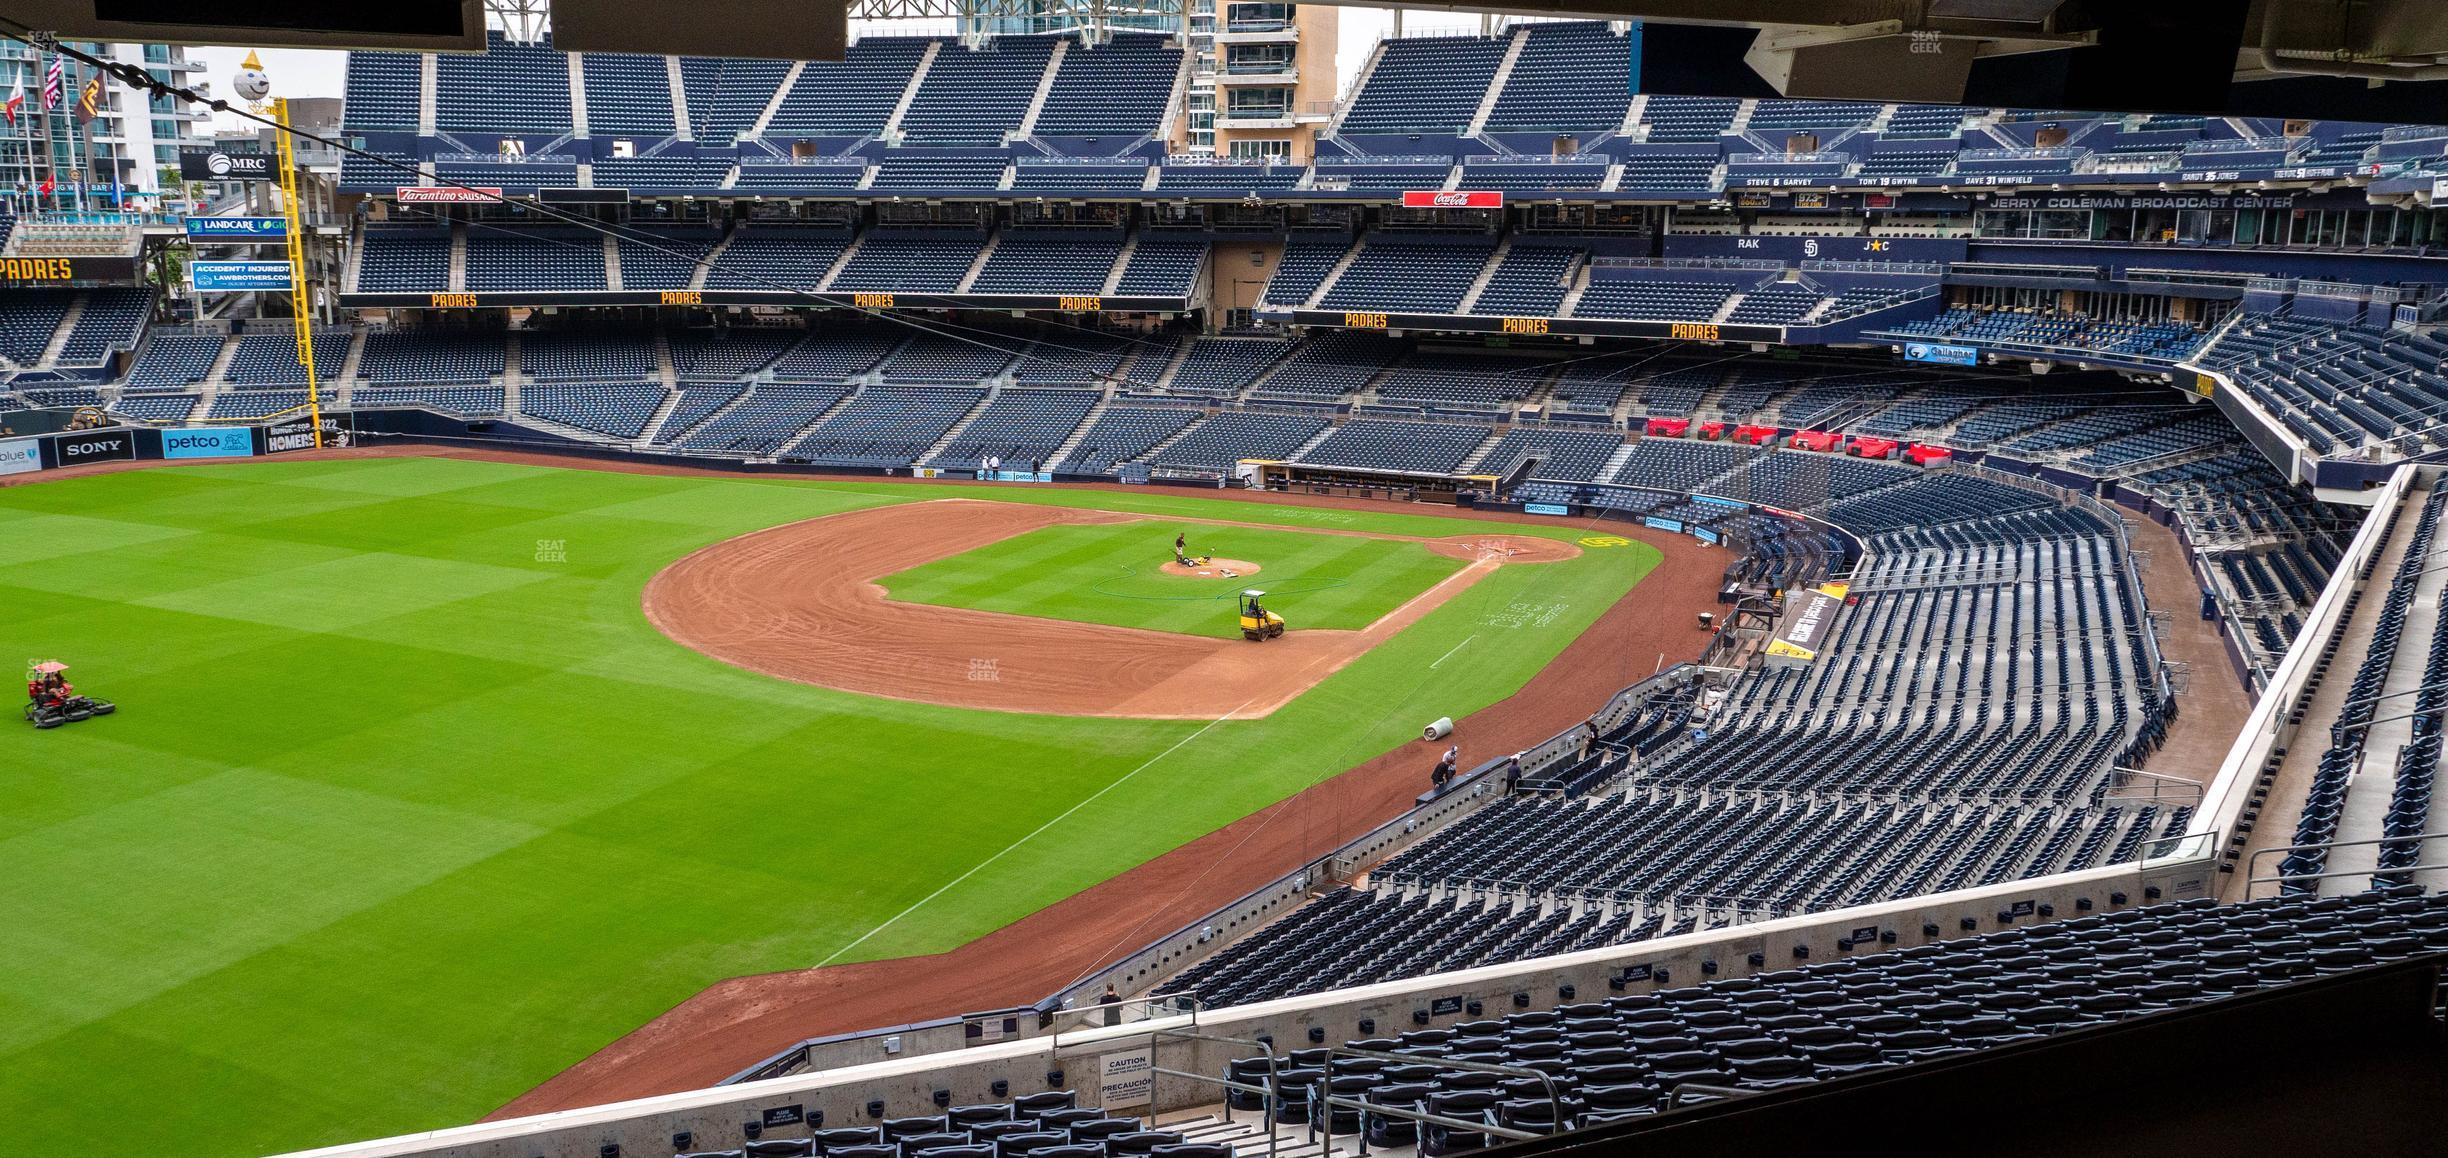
[280,855,2213,1158]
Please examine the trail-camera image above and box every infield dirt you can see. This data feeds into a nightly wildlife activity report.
[644,498,1579,718]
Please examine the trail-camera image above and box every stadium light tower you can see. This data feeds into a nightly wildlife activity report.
[485,0,554,43]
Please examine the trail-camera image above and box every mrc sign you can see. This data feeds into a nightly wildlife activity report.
[1400,190,1504,209]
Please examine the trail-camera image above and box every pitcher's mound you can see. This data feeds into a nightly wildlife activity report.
[1161,558,1262,579]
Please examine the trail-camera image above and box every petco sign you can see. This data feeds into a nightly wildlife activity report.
[1401,190,1504,209]
[0,436,38,476]
[161,428,258,460]
[396,186,502,204]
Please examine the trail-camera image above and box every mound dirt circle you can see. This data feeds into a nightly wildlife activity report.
[642,499,1560,720]
[1158,557,1262,579]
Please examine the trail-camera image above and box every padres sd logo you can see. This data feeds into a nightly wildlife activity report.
[1577,535,1632,549]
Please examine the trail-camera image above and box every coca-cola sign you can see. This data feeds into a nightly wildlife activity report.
[1400,190,1504,209]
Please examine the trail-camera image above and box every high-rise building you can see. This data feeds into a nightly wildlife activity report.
[1183,0,1337,160]
[0,39,209,206]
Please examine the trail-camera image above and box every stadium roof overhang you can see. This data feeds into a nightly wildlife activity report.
[1285,0,2448,120]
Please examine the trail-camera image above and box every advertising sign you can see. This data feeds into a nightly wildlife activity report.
[1400,190,1503,209]
[0,436,39,476]
[1905,342,1981,367]
[1769,582,1849,661]
[1643,517,1683,533]
[0,256,141,286]
[1662,233,1967,264]
[191,260,296,293]
[160,427,258,460]
[265,416,336,453]
[396,186,502,203]
[47,429,134,467]
[180,147,274,181]
[185,216,289,242]
[1692,526,1721,545]
[1523,502,1571,516]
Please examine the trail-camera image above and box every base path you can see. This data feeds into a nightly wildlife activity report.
[644,499,1577,719]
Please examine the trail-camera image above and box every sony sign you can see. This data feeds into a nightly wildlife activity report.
[48,430,132,465]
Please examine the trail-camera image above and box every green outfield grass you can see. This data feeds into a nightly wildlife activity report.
[880,520,1466,638]
[0,456,1660,1158]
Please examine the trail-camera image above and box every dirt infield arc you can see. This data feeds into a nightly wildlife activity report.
[643,499,1579,718]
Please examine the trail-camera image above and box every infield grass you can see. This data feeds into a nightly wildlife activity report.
[0,455,1659,1157]
[880,520,1466,637]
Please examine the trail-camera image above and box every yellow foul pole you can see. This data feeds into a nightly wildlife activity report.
[272,95,325,448]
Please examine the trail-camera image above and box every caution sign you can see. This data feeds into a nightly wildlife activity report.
[1096,1047,1154,1109]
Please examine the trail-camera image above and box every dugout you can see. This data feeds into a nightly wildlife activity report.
[1241,458,1499,504]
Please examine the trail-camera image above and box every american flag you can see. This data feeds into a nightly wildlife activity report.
[41,57,62,110]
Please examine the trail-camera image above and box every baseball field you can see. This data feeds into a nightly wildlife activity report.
[0,452,1664,1157]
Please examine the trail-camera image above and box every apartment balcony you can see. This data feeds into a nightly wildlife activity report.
[1216,102,1332,129]
[1216,22,1300,45]
[1213,65,1299,86]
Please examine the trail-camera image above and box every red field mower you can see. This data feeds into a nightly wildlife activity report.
[25,661,115,729]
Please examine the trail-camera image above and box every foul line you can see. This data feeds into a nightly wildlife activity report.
[1430,634,1478,670]
[815,698,1258,968]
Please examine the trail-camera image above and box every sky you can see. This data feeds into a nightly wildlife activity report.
[173,11,1481,134]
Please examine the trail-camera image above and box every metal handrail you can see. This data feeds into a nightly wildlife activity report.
[2243,829,2448,898]
[1666,1081,1763,1108]
[1322,1044,1565,1143]
[1141,1033,1559,1147]
[1144,1029,1281,1158]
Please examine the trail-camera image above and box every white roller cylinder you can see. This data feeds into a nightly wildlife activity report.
[1423,717,1454,741]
